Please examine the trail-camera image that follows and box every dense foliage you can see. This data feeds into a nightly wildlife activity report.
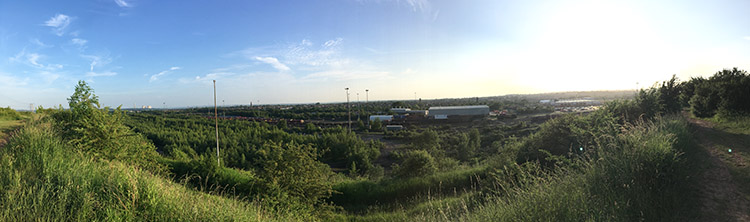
[684,68,750,118]
[50,81,163,172]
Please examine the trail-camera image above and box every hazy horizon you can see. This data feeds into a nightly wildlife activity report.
[2,0,750,109]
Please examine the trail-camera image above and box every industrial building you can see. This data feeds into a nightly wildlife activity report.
[369,115,393,122]
[390,108,411,114]
[427,105,490,119]
[553,99,601,107]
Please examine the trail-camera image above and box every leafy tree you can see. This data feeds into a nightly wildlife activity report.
[254,142,334,205]
[370,120,382,132]
[411,129,440,152]
[657,75,682,114]
[393,150,437,178]
[52,80,163,172]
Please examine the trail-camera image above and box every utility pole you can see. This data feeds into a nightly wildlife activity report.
[365,89,369,129]
[345,87,351,133]
[213,80,220,166]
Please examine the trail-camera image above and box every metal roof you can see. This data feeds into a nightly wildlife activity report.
[429,105,489,110]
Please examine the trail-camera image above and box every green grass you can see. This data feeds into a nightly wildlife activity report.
[0,121,310,221]
[712,114,750,135]
[702,114,750,204]
[348,115,699,221]
[0,120,23,144]
[330,166,487,213]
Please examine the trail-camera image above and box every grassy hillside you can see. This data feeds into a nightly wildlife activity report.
[350,115,698,221]
[0,120,307,221]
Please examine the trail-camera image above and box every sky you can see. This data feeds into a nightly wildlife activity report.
[1,0,749,109]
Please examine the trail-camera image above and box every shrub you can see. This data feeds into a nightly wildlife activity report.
[393,150,438,178]
[51,81,164,172]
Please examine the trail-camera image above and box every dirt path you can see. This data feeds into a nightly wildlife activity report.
[0,120,24,149]
[686,115,750,221]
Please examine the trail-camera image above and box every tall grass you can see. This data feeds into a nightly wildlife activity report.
[349,115,698,221]
[330,166,487,212]
[0,121,308,221]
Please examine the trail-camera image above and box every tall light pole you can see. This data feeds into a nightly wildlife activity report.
[213,80,220,166]
[345,87,351,133]
[357,93,361,121]
[365,89,369,129]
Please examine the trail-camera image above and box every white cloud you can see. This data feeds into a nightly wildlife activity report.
[744,36,750,41]
[282,37,347,67]
[323,38,343,48]
[30,38,53,48]
[26,53,43,67]
[9,50,63,70]
[71,38,87,46]
[44,14,72,36]
[254,56,290,71]
[81,54,112,72]
[114,0,131,8]
[150,66,181,82]
[86,71,117,77]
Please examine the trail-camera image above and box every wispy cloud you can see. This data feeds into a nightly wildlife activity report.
[359,0,439,21]
[30,38,53,48]
[323,38,343,48]
[744,36,750,41]
[114,0,132,8]
[81,54,112,72]
[9,50,63,70]
[254,56,290,71]
[282,37,346,67]
[71,38,87,46]
[86,71,117,77]
[44,14,72,36]
[150,66,181,82]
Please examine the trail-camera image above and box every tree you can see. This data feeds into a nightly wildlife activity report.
[393,150,437,178]
[412,129,440,152]
[52,80,163,172]
[657,75,682,114]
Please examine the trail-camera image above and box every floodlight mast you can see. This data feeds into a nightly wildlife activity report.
[345,87,351,133]
[214,80,220,166]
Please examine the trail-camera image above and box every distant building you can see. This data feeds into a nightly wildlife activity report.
[428,105,489,118]
[390,108,411,114]
[369,115,393,122]
[553,99,601,107]
[408,110,428,116]
[385,125,404,131]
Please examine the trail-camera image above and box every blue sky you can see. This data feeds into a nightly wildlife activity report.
[2,0,749,109]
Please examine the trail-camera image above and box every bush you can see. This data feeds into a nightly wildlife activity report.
[393,150,438,178]
[51,81,163,172]
[0,107,23,120]
[515,111,618,165]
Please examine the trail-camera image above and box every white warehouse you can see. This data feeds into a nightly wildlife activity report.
[427,105,490,118]
[369,115,393,122]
